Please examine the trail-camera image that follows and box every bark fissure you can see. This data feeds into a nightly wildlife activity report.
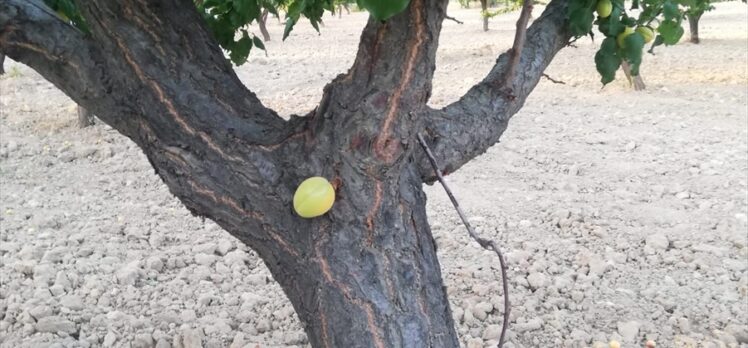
[314,228,386,348]
[373,0,427,162]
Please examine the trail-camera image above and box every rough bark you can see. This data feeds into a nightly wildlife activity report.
[419,0,571,181]
[77,105,94,128]
[258,9,271,41]
[688,12,701,44]
[0,0,571,346]
[621,60,645,91]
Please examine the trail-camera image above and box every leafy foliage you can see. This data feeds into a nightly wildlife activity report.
[356,0,411,21]
[43,0,88,33]
[198,0,412,63]
[43,0,718,80]
[41,0,412,66]
[568,0,715,85]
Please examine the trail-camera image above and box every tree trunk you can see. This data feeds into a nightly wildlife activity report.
[258,9,271,41]
[621,61,646,91]
[0,52,5,75]
[0,0,573,346]
[337,3,351,18]
[688,12,702,44]
[77,105,94,128]
[481,0,489,31]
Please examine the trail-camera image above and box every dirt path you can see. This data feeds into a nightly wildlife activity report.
[1,3,746,348]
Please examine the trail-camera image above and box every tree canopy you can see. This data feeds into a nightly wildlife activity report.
[43,0,711,80]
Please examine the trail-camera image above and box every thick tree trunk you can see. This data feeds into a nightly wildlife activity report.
[481,0,489,31]
[77,105,94,128]
[258,9,271,41]
[688,12,701,44]
[621,61,646,91]
[0,0,572,346]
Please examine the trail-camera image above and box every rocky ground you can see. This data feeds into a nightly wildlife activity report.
[1,3,747,348]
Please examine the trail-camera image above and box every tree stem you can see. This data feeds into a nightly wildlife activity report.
[503,0,534,94]
[416,133,511,348]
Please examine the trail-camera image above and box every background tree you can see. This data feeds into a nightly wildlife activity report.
[335,0,354,18]
[0,0,703,346]
[685,0,715,43]
[258,8,272,41]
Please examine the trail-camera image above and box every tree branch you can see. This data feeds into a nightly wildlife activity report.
[501,0,534,95]
[445,14,463,24]
[542,73,566,84]
[1,0,312,265]
[417,133,511,348]
[0,0,111,119]
[1,0,296,146]
[419,0,571,182]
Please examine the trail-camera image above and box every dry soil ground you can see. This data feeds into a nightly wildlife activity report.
[1,3,747,348]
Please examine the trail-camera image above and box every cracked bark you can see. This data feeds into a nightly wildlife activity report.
[0,0,571,346]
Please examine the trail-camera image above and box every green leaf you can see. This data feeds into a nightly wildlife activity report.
[598,7,623,36]
[309,18,321,32]
[359,0,411,21]
[663,1,679,20]
[595,37,622,84]
[229,31,253,65]
[233,0,261,21]
[283,17,297,40]
[621,15,636,27]
[658,19,684,45]
[568,8,595,37]
[252,35,266,51]
[620,32,645,75]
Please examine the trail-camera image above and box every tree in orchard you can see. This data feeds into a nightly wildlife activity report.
[0,0,701,346]
[684,0,715,44]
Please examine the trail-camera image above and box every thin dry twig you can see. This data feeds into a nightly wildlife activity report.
[542,73,566,84]
[416,133,511,348]
[502,0,534,93]
[445,14,464,24]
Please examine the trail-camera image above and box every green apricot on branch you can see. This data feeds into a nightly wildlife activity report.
[636,26,655,43]
[597,0,612,18]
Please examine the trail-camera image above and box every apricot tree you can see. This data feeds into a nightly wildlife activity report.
[0,0,702,346]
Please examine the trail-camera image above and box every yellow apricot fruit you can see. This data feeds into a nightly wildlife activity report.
[293,177,335,218]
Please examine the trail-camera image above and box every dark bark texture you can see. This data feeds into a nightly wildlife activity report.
[0,52,5,74]
[0,0,571,346]
[688,12,701,44]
